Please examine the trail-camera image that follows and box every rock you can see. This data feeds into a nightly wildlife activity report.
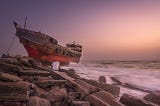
[98,83,120,97]
[21,76,53,83]
[68,92,81,100]
[28,58,42,68]
[98,76,106,84]
[120,93,157,106]
[16,57,33,67]
[28,96,51,106]
[51,71,74,80]
[82,79,120,97]
[21,66,34,70]
[0,72,22,82]
[0,57,19,65]
[0,81,31,102]
[144,91,160,105]
[31,84,47,98]
[74,79,98,95]
[0,101,26,106]
[124,83,152,93]
[20,76,35,83]
[18,69,50,77]
[45,86,67,102]
[110,77,122,85]
[0,62,21,74]
[71,100,90,106]
[60,68,80,78]
[37,79,67,88]
[36,76,53,82]
[52,71,98,96]
[86,91,122,106]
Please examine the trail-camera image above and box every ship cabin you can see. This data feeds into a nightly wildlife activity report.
[66,41,82,52]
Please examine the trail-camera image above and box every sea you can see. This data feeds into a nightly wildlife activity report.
[62,61,160,98]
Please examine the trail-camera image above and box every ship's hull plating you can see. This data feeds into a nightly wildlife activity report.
[16,31,80,65]
[18,37,80,65]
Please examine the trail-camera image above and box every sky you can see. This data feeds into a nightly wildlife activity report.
[0,0,160,61]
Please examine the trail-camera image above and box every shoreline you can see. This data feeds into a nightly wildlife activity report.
[0,56,159,106]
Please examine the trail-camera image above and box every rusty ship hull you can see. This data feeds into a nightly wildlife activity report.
[14,22,82,65]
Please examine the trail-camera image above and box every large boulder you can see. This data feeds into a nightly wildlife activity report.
[82,79,120,97]
[16,57,33,67]
[0,72,22,82]
[45,86,67,103]
[52,71,98,96]
[0,81,31,102]
[28,58,42,68]
[28,96,51,106]
[0,57,18,65]
[74,79,98,95]
[98,76,106,84]
[68,92,81,100]
[124,83,151,93]
[0,101,26,106]
[31,84,47,98]
[143,91,160,105]
[60,68,80,78]
[20,76,35,83]
[120,93,157,106]
[0,62,21,74]
[18,69,50,77]
[86,91,122,106]
[37,79,67,88]
[110,77,122,85]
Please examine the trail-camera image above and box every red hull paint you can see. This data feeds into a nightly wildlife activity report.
[14,22,82,65]
[24,46,79,64]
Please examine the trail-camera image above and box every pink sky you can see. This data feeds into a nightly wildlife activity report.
[0,1,160,60]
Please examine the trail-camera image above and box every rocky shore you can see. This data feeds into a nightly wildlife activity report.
[0,56,160,106]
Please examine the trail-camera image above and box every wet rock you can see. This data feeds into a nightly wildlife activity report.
[0,81,31,102]
[120,93,157,106]
[45,86,67,102]
[82,79,120,97]
[74,79,98,95]
[86,91,122,106]
[110,77,122,85]
[0,72,22,82]
[18,69,50,77]
[37,79,67,88]
[99,83,120,97]
[71,100,90,106]
[98,76,106,84]
[28,96,51,106]
[124,83,152,93]
[52,71,75,81]
[144,91,160,105]
[0,62,21,74]
[60,68,80,78]
[52,71,98,97]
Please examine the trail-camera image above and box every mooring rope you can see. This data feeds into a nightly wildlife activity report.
[5,35,17,54]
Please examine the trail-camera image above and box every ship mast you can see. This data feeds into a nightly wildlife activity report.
[24,16,27,29]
